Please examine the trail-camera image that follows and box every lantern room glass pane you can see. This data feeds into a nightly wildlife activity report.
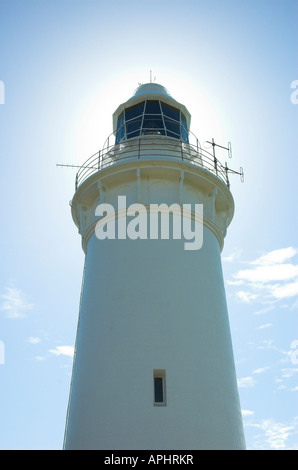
[125,102,145,121]
[181,112,189,143]
[126,118,142,138]
[161,102,180,122]
[142,116,165,135]
[143,116,163,129]
[115,111,125,143]
[164,117,180,138]
[145,100,161,114]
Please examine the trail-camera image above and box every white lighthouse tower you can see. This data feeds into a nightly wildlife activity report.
[63,82,246,450]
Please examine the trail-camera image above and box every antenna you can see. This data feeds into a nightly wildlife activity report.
[205,138,244,185]
[56,163,81,169]
[206,138,232,157]
[228,141,232,159]
[225,164,244,185]
[149,70,156,83]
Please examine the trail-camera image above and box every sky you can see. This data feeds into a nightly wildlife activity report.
[0,0,297,450]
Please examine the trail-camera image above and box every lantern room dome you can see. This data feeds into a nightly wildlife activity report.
[130,82,172,100]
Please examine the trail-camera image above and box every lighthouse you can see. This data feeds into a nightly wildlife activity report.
[63,82,246,450]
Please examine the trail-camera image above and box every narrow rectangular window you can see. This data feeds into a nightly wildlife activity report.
[153,369,166,406]
[154,377,163,402]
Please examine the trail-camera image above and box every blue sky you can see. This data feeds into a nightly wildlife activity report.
[0,0,297,450]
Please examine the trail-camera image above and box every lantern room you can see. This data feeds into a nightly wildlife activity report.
[112,82,191,144]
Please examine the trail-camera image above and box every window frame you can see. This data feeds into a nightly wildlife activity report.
[153,369,167,406]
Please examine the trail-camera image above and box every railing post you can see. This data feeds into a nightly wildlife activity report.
[181,141,183,161]
[138,137,141,159]
[225,162,230,189]
[214,156,218,176]
[211,138,218,176]
[75,173,78,191]
[98,150,101,170]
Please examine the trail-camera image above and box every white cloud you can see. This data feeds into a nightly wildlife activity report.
[0,287,33,319]
[248,418,297,450]
[280,368,298,379]
[222,248,243,263]
[290,300,298,310]
[270,281,298,299]
[253,366,270,374]
[254,306,275,315]
[256,339,290,359]
[243,409,298,449]
[35,356,46,361]
[49,345,74,358]
[242,409,255,417]
[257,323,273,329]
[229,247,298,305]
[234,264,298,283]
[252,247,297,266]
[235,291,257,303]
[28,337,41,344]
[226,279,244,286]
[257,339,274,349]
[237,376,256,388]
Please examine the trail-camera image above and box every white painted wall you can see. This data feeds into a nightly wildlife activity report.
[64,158,245,450]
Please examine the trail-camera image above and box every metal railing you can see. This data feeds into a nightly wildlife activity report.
[75,131,233,191]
